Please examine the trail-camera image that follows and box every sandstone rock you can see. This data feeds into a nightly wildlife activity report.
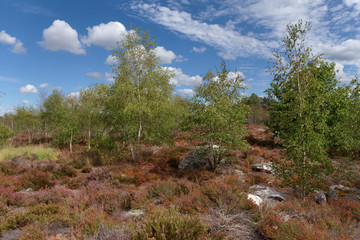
[251,162,274,174]
[249,185,287,206]
[247,194,263,206]
[178,149,213,170]
[314,190,326,204]
[328,185,360,200]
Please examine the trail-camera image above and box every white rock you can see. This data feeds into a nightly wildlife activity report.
[247,194,263,206]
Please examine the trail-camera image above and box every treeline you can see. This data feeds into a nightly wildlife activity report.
[0,22,359,196]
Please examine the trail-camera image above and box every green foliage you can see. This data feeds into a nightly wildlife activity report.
[242,93,272,125]
[14,106,39,143]
[78,84,108,150]
[131,207,207,240]
[330,79,360,157]
[0,122,14,146]
[41,90,80,152]
[189,60,250,169]
[107,27,176,161]
[267,20,333,198]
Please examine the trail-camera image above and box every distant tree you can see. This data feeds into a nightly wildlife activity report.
[106,27,175,162]
[41,90,80,152]
[331,79,360,157]
[0,122,14,146]
[14,106,39,143]
[267,20,333,198]
[242,93,271,125]
[79,84,107,150]
[189,60,250,170]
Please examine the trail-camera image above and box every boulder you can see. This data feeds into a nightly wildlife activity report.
[314,190,326,204]
[249,185,288,206]
[328,185,360,201]
[247,194,263,206]
[178,149,213,171]
[251,162,274,174]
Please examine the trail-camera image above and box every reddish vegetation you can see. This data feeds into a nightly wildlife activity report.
[0,125,359,239]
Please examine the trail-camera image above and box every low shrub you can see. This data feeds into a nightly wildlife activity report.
[0,186,24,206]
[71,206,111,238]
[258,199,360,240]
[26,186,72,206]
[131,207,207,240]
[20,169,56,190]
[200,179,255,214]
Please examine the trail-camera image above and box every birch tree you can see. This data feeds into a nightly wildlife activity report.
[190,60,250,170]
[107,28,175,162]
[267,20,332,198]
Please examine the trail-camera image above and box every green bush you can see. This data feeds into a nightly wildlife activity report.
[131,207,207,240]
[0,123,14,146]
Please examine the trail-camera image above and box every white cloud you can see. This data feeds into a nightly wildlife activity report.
[0,107,14,116]
[0,76,18,83]
[334,62,354,83]
[105,72,115,82]
[82,21,127,49]
[12,41,26,54]
[191,46,206,53]
[132,3,272,59]
[325,39,360,64]
[87,72,102,79]
[20,84,38,95]
[67,92,80,99]
[39,83,63,90]
[0,30,16,45]
[38,20,85,54]
[22,100,29,104]
[105,55,118,65]
[166,67,202,86]
[344,0,360,10]
[154,46,176,64]
[178,88,194,97]
[0,30,26,54]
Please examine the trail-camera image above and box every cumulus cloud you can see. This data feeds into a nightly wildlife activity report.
[82,21,127,49]
[87,72,102,79]
[132,3,271,59]
[166,67,202,86]
[334,62,354,83]
[38,20,85,54]
[0,30,27,54]
[20,84,38,95]
[154,46,177,64]
[39,83,63,90]
[67,92,80,99]
[0,30,16,45]
[105,55,118,65]
[178,88,194,97]
[191,46,206,53]
[22,100,29,104]
[105,72,115,82]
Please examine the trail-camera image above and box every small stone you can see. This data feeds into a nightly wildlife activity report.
[314,190,326,204]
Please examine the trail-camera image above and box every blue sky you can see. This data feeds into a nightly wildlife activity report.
[1,0,360,115]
